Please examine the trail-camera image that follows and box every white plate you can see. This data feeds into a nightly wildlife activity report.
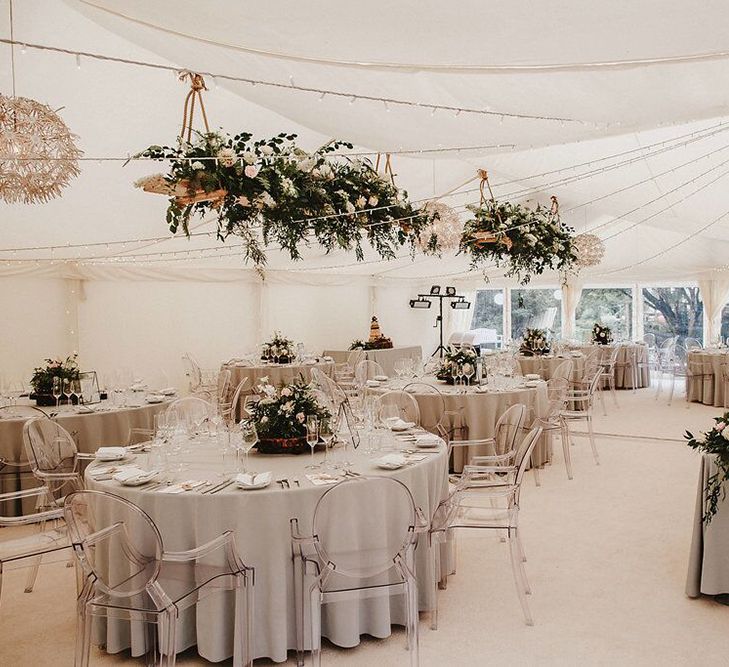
[390,421,416,432]
[525,373,541,380]
[374,454,407,470]
[146,395,165,403]
[375,461,405,470]
[235,472,273,490]
[120,472,158,486]
[95,447,128,462]
[416,439,441,449]
[374,375,389,382]
[525,380,540,388]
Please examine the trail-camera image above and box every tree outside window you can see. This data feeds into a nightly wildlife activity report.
[642,287,703,346]
[575,288,632,342]
[471,290,504,333]
[511,289,562,339]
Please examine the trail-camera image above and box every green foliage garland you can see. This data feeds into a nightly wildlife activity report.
[685,412,729,523]
[136,131,438,266]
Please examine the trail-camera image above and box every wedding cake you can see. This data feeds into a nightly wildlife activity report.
[366,316,393,349]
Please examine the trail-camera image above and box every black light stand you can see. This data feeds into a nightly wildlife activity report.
[409,285,471,358]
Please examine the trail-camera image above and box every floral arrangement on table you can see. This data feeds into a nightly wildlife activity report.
[249,377,331,454]
[136,131,440,266]
[591,323,613,345]
[520,328,551,356]
[460,175,577,284]
[261,331,296,364]
[685,412,729,523]
[436,347,479,384]
[30,354,80,402]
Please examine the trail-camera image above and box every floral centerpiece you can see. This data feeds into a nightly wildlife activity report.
[520,328,551,356]
[30,354,80,405]
[249,377,331,454]
[136,131,439,267]
[261,331,296,364]
[436,347,479,384]
[685,412,729,523]
[460,194,576,285]
[591,323,613,345]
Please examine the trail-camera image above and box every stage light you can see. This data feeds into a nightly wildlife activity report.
[445,286,456,296]
[451,300,471,310]
[429,285,441,295]
[409,298,432,309]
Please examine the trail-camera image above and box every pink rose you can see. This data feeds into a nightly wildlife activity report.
[244,165,259,178]
[717,422,726,431]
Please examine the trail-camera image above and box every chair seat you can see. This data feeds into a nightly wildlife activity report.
[0,527,69,565]
[452,504,518,529]
[86,559,242,614]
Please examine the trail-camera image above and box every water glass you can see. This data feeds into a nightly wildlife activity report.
[306,415,319,469]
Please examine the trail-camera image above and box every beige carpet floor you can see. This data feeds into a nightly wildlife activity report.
[2,385,728,665]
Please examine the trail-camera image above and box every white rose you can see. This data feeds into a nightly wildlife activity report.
[260,416,269,423]
[242,151,256,165]
[281,387,292,397]
[368,195,378,207]
[296,412,305,423]
[356,196,367,208]
[260,146,274,156]
[345,200,356,214]
[216,148,236,167]
[191,161,204,170]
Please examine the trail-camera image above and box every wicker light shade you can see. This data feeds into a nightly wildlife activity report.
[417,201,463,251]
[573,233,605,268]
[0,95,82,204]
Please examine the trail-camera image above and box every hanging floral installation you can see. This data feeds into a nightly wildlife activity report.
[460,170,577,284]
[135,73,438,265]
[415,200,463,253]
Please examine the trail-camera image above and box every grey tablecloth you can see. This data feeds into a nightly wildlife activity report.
[371,377,549,471]
[517,354,585,381]
[0,398,170,515]
[686,453,729,598]
[686,351,729,407]
[87,435,448,663]
[323,347,423,376]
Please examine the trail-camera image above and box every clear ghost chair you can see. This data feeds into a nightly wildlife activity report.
[684,337,703,351]
[165,397,214,433]
[449,403,527,468]
[375,390,421,425]
[674,345,699,407]
[334,349,365,384]
[354,360,386,387]
[0,485,69,603]
[596,345,620,413]
[23,417,95,497]
[290,476,426,667]
[216,368,232,408]
[311,368,347,408]
[64,490,254,667]
[533,378,572,480]
[560,367,603,465]
[220,378,250,425]
[431,426,544,627]
[654,337,678,399]
[550,359,573,383]
[402,382,449,440]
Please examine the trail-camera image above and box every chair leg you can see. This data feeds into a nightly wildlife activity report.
[24,554,42,593]
[587,415,599,465]
[163,608,177,667]
[532,459,541,487]
[609,374,619,408]
[405,578,420,666]
[507,529,533,626]
[598,383,607,416]
[430,535,440,631]
[293,556,305,666]
[310,585,322,667]
[561,422,573,480]
[668,374,675,406]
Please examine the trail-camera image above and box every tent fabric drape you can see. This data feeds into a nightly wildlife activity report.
[446,289,477,342]
[561,279,584,340]
[698,278,729,344]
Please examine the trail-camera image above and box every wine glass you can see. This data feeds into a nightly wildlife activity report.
[463,362,474,390]
[451,363,461,393]
[240,421,258,473]
[52,377,62,408]
[70,378,81,406]
[305,415,319,469]
[319,418,335,468]
[62,378,72,406]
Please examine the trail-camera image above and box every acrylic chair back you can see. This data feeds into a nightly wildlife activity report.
[354,360,386,385]
[402,382,447,435]
[346,349,366,370]
[493,403,528,457]
[217,368,232,405]
[182,353,203,391]
[311,368,347,407]
[166,396,213,424]
[222,378,249,424]
[65,490,163,598]
[376,390,421,426]
[22,417,78,478]
[550,359,573,383]
[312,476,418,579]
[512,426,545,489]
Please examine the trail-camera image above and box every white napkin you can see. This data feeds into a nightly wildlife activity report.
[112,466,154,484]
[159,387,176,395]
[474,386,490,393]
[306,473,340,486]
[414,434,441,446]
[130,383,146,392]
[95,446,127,460]
[389,418,415,431]
[146,394,165,403]
[366,379,380,387]
[322,356,334,362]
[374,375,389,382]
[88,463,133,479]
[303,359,317,365]
[157,479,206,494]
[235,471,272,487]
[375,454,407,468]
[404,454,428,462]
[75,405,95,414]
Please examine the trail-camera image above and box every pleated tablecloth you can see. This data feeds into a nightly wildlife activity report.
[322,346,423,376]
[686,350,729,407]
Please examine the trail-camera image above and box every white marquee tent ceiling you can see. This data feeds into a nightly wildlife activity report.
[3,0,729,284]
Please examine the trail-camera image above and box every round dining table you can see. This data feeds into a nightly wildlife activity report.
[517,353,585,381]
[0,397,172,515]
[86,430,448,663]
[569,342,651,389]
[368,375,550,471]
[687,349,729,407]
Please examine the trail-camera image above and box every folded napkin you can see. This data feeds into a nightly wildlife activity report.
[130,383,146,392]
[158,480,207,494]
[474,386,490,393]
[159,387,176,395]
[88,463,133,479]
[374,375,389,382]
[235,471,272,487]
[404,454,428,462]
[414,434,441,446]
[322,356,334,362]
[75,405,95,414]
[146,394,165,403]
[366,379,380,387]
[95,446,127,460]
[112,466,155,484]
[375,454,407,468]
[389,418,415,431]
[306,473,340,486]
[303,359,317,365]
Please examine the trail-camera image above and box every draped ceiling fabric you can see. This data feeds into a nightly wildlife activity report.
[2,0,729,285]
